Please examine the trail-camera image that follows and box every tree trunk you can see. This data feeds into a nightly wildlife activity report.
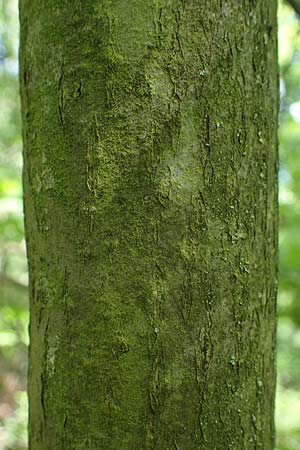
[19,1,278,449]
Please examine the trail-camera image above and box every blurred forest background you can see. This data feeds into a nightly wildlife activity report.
[0,1,300,449]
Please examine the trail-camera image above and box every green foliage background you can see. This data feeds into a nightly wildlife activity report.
[0,1,299,448]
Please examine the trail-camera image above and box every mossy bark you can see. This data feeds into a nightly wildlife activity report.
[20,1,278,449]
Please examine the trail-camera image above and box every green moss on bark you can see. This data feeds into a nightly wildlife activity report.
[20,1,278,449]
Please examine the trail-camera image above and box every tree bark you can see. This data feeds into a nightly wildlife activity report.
[19,1,278,449]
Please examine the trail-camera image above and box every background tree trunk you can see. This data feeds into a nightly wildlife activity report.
[19,1,278,449]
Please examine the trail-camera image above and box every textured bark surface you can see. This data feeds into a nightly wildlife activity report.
[20,1,278,449]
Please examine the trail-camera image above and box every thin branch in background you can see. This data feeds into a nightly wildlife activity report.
[285,0,300,18]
